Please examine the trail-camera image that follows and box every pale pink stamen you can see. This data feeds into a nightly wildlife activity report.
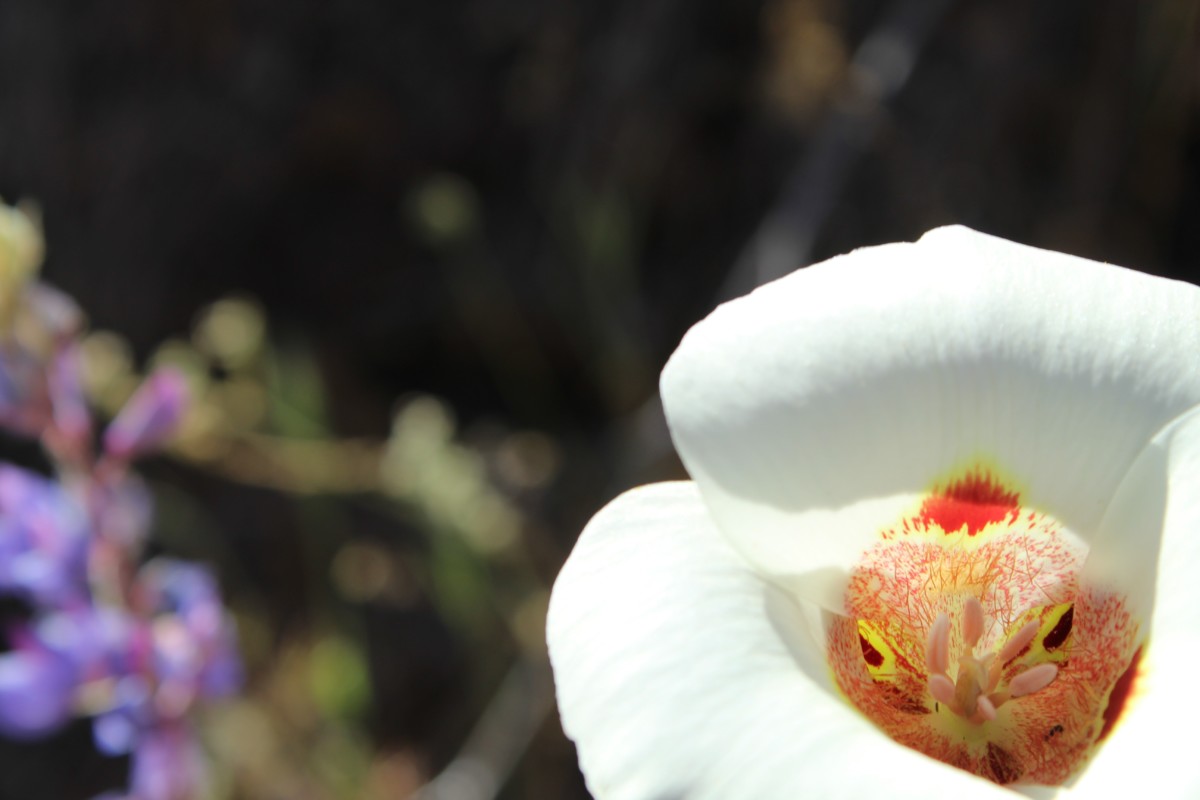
[962,597,984,649]
[926,612,950,675]
[997,619,1040,665]
[1009,663,1058,698]
[928,673,956,707]
[974,694,997,722]
[925,603,1065,723]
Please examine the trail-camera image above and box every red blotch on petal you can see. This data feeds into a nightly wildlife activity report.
[919,471,1021,536]
[859,633,885,668]
[1099,646,1142,741]
[986,742,1023,784]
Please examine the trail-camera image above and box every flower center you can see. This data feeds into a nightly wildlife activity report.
[827,470,1142,786]
[924,597,1060,725]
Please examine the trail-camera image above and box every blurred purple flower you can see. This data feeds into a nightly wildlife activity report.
[88,474,153,549]
[0,346,48,437]
[129,721,206,800]
[0,542,241,800]
[36,606,143,685]
[0,607,141,744]
[103,369,189,461]
[0,203,240,799]
[0,282,84,441]
[0,465,90,606]
[90,721,206,800]
[47,344,93,454]
[22,283,84,344]
[92,673,153,757]
[0,644,76,738]
[140,559,243,703]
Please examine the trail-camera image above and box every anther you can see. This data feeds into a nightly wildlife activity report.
[990,619,1040,690]
[998,620,1039,665]
[962,596,984,649]
[1009,663,1059,698]
[926,612,950,675]
[928,673,956,707]
[974,694,997,722]
[924,602,1063,724]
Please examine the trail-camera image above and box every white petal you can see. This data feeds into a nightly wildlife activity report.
[548,481,1014,800]
[1068,637,1200,799]
[1082,416,1166,625]
[1146,407,1200,641]
[661,226,1200,610]
[1071,402,1200,800]
[1082,398,1200,629]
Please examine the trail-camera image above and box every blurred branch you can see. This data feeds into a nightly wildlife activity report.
[616,0,958,489]
[408,657,556,800]
[720,0,958,299]
[179,433,385,495]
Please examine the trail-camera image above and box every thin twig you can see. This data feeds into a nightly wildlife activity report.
[408,658,556,800]
[619,0,958,487]
[720,0,958,299]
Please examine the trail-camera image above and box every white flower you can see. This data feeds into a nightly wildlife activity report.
[547,227,1200,799]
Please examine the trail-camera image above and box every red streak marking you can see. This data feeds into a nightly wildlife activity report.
[920,471,1021,536]
[1099,646,1142,741]
[859,633,885,668]
[986,742,1023,785]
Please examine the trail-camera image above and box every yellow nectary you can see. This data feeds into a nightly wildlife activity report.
[828,469,1142,785]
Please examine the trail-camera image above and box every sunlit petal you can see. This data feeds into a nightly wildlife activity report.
[548,482,1015,799]
[661,227,1200,612]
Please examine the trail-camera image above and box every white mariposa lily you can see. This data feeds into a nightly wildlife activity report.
[547,226,1200,799]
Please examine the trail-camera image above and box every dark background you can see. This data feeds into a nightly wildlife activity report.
[0,0,1196,797]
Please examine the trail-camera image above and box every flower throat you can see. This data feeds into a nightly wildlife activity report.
[827,470,1142,786]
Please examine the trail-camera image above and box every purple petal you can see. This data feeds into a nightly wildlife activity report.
[0,463,52,510]
[48,344,92,447]
[0,648,76,738]
[0,348,45,437]
[200,627,244,698]
[93,709,139,756]
[24,283,84,342]
[140,560,244,696]
[129,723,204,800]
[0,467,91,605]
[103,369,189,460]
[35,608,141,680]
[91,475,152,548]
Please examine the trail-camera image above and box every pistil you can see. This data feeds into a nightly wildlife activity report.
[924,597,1059,724]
